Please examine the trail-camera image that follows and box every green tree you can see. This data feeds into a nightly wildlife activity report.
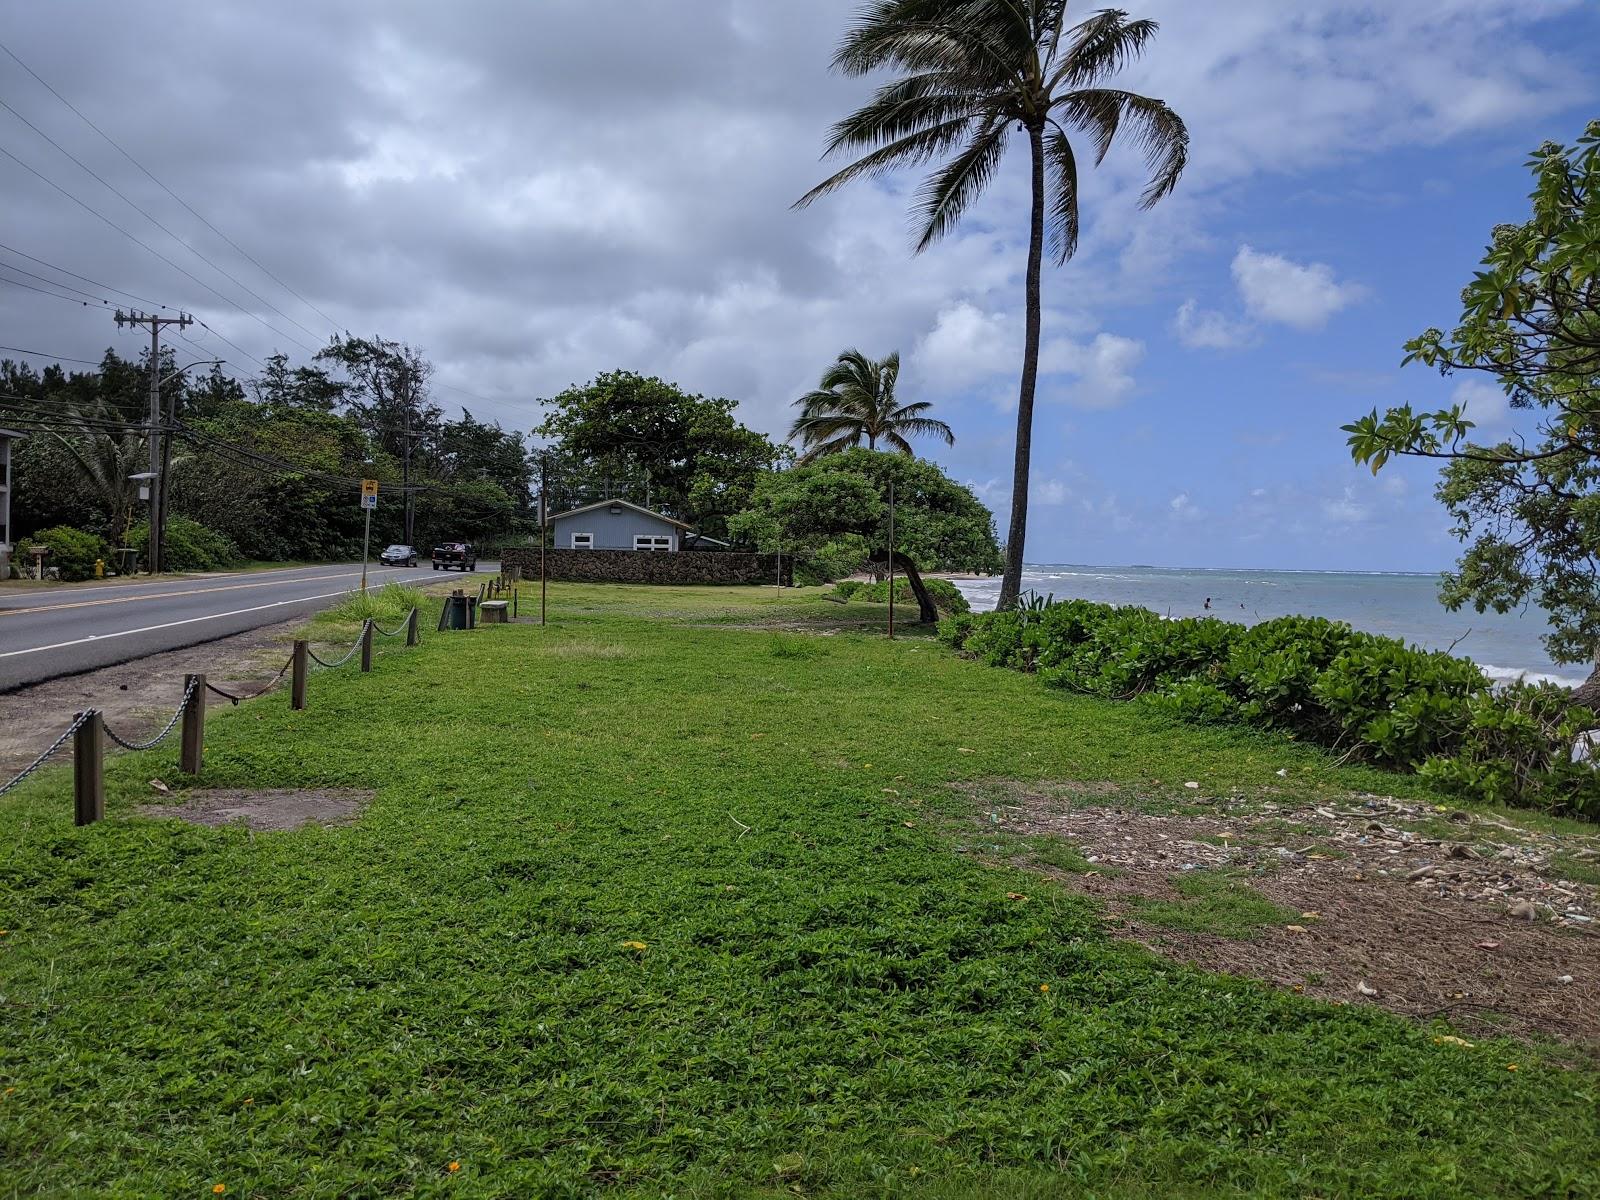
[729,447,1002,589]
[789,348,953,463]
[534,371,787,538]
[797,1,1188,610]
[1345,122,1600,700]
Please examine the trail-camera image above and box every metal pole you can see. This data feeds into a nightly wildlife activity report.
[360,620,373,672]
[540,454,548,627]
[180,674,206,775]
[73,710,104,826]
[360,500,372,592]
[291,640,308,710]
[887,478,895,640]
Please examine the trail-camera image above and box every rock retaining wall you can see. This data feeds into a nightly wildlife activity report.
[499,547,791,586]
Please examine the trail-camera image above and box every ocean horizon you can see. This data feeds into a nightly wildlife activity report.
[949,563,1586,688]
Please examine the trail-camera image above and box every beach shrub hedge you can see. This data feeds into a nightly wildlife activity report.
[127,517,242,573]
[939,600,1600,818]
[851,577,970,614]
[16,524,110,581]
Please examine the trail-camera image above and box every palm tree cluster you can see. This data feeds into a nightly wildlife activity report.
[797,1,1189,609]
[788,348,954,464]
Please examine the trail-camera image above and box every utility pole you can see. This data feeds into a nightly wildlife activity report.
[887,478,896,640]
[115,309,191,574]
[402,399,414,547]
[539,452,548,626]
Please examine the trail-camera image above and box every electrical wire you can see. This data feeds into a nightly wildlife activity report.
[0,344,102,366]
[0,240,177,310]
[0,37,345,334]
[0,266,116,309]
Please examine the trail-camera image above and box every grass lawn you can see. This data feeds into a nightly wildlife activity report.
[2,583,1597,1197]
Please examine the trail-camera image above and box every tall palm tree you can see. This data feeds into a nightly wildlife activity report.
[796,2,1188,609]
[789,348,954,463]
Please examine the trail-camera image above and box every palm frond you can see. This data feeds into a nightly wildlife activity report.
[795,431,866,465]
[1050,12,1158,89]
[912,117,1008,251]
[1054,87,1187,208]
[796,116,978,208]
[881,430,916,456]
[1044,121,1081,262]
[889,416,956,444]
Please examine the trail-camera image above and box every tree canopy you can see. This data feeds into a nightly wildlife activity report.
[727,448,1003,581]
[1345,121,1600,689]
[533,371,788,538]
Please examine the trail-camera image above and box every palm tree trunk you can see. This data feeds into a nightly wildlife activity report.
[997,122,1048,612]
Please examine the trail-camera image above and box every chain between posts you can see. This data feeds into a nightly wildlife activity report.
[372,608,417,639]
[0,712,90,799]
[203,652,296,705]
[101,677,199,752]
[307,621,369,668]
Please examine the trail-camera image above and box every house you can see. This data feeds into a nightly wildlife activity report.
[549,499,695,551]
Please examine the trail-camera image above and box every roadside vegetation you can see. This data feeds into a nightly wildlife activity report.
[2,584,1596,1197]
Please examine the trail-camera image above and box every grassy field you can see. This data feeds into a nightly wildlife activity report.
[2,583,1597,1197]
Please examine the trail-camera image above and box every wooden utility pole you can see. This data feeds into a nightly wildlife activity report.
[539,453,548,627]
[115,310,192,574]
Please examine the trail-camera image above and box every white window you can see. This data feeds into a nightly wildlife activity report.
[570,532,594,549]
[634,534,673,552]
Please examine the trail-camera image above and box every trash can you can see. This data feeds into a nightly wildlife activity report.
[113,547,137,576]
[441,591,478,630]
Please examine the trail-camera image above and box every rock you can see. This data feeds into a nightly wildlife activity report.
[1557,974,1575,986]
[1284,925,1309,934]
[148,779,170,794]
[1356,980,1379,997]
[1407,864,1437,881]
[1447,810,1471,824]
[1447,844,1477,860]
[1183,781,1200,790]
[1509,900,1538,921]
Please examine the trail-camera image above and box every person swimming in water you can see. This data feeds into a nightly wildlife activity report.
[1203,597,1211,610]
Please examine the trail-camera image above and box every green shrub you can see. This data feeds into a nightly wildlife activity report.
[831,580,864,600]
[127,517,242,573]
[945,597,1600,818]
[852,577,970,614]
[17,525,111,581]
[316,581,427,629]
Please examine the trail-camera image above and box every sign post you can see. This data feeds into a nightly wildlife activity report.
[360,479,379,591]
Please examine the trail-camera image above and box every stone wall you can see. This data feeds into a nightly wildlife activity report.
[500,547,792,586]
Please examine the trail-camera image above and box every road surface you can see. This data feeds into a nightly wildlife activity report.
[0,562,478,691]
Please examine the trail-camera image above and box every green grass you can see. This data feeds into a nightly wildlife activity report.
[310,580,428,634]
[2,583,1598,1197]
[1132,870,1300,938]
[1551,852,1600,889]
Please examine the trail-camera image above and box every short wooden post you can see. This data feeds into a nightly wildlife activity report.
[406,607,419,646]
[360,620,374,672]
[513,587,519,619]
[73,710,104,826]
[291,640,308,710]
[180,673,206,775]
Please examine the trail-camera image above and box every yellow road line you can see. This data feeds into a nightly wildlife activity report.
[0,568,399,618]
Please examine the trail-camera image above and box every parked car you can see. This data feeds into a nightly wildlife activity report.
[431,541,477,571]
[379,544,418,567]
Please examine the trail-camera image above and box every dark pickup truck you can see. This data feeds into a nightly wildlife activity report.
[431,542,477,571]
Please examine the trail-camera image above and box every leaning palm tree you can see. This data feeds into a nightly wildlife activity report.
[789,348,954,463]
[796,2,1188,609]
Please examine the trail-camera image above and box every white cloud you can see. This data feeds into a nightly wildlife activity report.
[1169,491,1203,521]
[1322,486,1371,525]
[1453,378,1512,431]
[1048,333,1145,410]
[916,309,1142,410]
[1174,299,1256,350]
[1232,245,1365,330]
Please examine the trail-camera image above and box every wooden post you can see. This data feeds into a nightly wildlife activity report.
[513,587,519,619]
[406,607,419,646]
[887,479,896,641]
[360,620,374,672]
[291,640,308,710]
[73,710,104,826]
[180,673,206,775]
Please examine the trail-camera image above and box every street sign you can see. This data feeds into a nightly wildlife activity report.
[361,479,379,498]
[361,493,378,510]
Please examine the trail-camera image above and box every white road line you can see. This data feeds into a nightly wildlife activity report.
[0,566,407,616]
[0,587,371,659]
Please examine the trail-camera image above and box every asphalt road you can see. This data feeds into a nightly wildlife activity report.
[0,561,478,691]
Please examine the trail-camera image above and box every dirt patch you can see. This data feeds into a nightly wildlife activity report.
[141,788,372,831]
[960,781,1600,1045]
[0,616,307,779]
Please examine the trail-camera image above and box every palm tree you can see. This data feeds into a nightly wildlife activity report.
[789,348,954,463]
[796,2,1188,609]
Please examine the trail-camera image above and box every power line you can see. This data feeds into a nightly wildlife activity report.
[0,267,116,309]
[0,240,178,310]
[0,142,316,356]
[0,344,102,366]
[0,259,109,304]
[0,37,345,336]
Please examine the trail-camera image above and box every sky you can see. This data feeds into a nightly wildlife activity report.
[2,1,1597,571]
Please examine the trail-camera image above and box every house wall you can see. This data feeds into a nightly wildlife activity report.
[501,547,791,586]
[551,508,682,550]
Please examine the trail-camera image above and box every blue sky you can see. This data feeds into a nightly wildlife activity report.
[3,1,1597,571]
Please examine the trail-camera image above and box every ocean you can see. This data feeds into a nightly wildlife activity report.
[949,565,1587,688]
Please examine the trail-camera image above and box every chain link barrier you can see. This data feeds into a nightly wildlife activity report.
[102,677,199,752]
[307,621,369,669]
[204,653,296,705]
[372,608,417,639]
[0,712,91,800]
